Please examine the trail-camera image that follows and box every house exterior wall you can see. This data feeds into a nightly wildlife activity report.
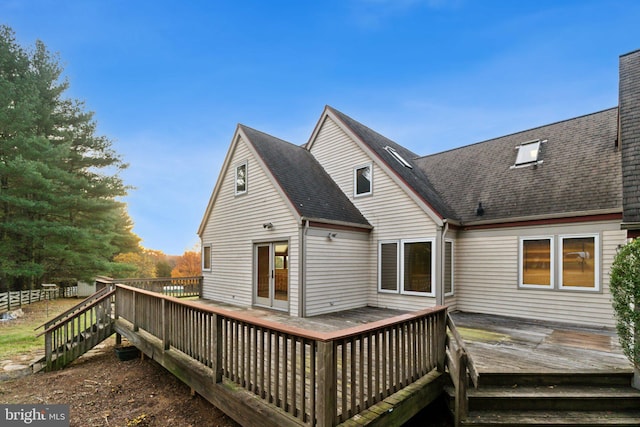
[455,220,626,327]
[309,116,442,313]
[200,136,301,315]
[304,228,371,316]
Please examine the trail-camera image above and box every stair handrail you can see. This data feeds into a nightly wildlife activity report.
[446,312,479,427]
[36,287,116,337]
[34,285,113,333]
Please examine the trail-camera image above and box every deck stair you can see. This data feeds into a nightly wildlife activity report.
[446,371,640,426]
[32,286,116,372]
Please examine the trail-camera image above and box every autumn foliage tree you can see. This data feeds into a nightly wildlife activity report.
[171,251,201,277]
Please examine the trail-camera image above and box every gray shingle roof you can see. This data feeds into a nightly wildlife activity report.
[414,108,622,224]
[327,106,457,219]
[239,125,371,228]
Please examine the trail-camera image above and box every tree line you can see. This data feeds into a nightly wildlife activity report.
[0,26,200,291]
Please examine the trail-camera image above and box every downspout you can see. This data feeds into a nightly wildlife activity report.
[299,219,309,317]
[437,219,449,306]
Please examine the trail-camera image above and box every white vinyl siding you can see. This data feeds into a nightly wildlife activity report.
[305,230,371,316]
[456,222,625,328]
[200,137,301,315]
[309,116,441,312]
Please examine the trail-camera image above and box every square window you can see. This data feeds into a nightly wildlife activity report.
[519,237,553,288]
[514,140,542,167]
[235,162,247,195]
[354,164,372,196]
[560,235,598,290]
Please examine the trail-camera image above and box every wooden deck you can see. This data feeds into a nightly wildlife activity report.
[449,311,632,373]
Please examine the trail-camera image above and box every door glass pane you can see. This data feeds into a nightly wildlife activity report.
[404,241,432,293]
[380,243,398,291]
[274,243,288,301]
[257,246,269,299]
[562,237,595,288]
[522,239,551,286]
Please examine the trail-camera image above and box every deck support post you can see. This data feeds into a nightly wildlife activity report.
[212,313,223,383]
[317,340,336,427]
[454,348,468,427]
[162,299,170,351]
[132,292,139,332]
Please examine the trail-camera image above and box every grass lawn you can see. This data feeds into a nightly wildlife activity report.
[0,298,81,360]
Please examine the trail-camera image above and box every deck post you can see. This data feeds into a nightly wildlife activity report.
[162,299,170,351]
[436,309,447,373]
[212,313,223,383]
[132,292,139,332]
[454,348,468,427]
[317,340,336,427]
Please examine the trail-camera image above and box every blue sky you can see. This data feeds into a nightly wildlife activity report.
[2,0,640,255]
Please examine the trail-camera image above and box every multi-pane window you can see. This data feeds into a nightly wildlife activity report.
[354,164,372,196]
[520,237,553,288]
[379,239,435,296]
[235,162,247,195]
[560,235,598,290]
[202,245,212,271]
[518,234,599,291]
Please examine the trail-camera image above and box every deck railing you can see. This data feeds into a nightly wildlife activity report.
[115,284,447,426]
[445,312,479,427]
[104,276,202,297]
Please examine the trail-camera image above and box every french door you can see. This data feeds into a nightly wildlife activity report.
[255,241,289,311]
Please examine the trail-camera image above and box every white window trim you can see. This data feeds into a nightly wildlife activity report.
[378,240,399,293]
[518,236,554,289]
[558,233,600,292]
[444,239,454,297]
[401,238,436,297]
[202,244,212,271]
[354,163,373,197]
[235,161,248,196]
[378,238,436,297]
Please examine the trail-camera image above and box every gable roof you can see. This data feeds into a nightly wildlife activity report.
[324,106,457,220]
[414,108,622,224]
[240,125,371,228]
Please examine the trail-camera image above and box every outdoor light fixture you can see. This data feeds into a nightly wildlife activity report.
[327,232,337,240]
[263,222,273,230]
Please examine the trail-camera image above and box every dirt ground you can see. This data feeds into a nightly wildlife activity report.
[0,337,239,427]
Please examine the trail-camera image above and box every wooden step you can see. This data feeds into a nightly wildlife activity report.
[461,410,640,426]
[466,385,640,411]
[477,372,634,388]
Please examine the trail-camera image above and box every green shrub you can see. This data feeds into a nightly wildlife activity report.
[610,238,640,369]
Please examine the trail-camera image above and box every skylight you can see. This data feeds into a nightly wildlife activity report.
[513,139,545,167]
[384,146,413,169]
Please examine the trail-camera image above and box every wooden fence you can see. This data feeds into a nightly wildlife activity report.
[114,284,447,426]
[0,286,78,314]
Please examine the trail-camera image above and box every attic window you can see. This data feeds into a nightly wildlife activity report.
[384,146,413,169]
[513,139,545,168]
